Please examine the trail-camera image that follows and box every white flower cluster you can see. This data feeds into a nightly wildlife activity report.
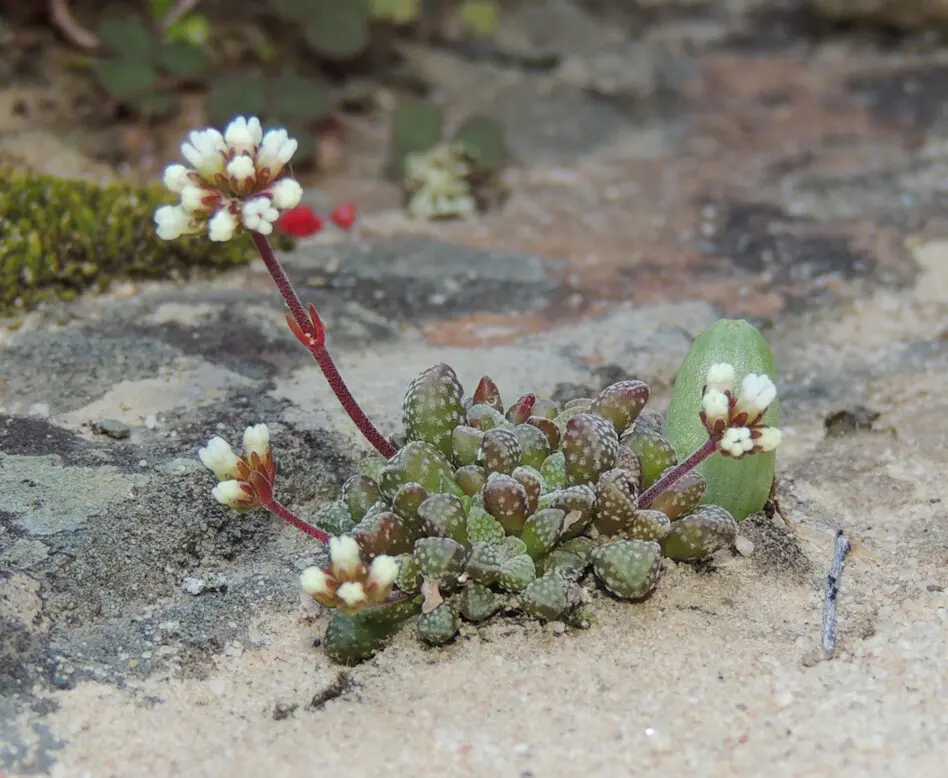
[155,116,304,243]
[300,536,399,614]
[699,363,782,458]
[198,423,273,509]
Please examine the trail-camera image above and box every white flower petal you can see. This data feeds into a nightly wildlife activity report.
[270,179,302,210]
[329,536,362,578]
[198,436,241,480]
[163,163,192,193]
[211,480,248,508]
[299,566,333,598]
[755,427,782,452]
[208,209,238,242]
[335,581,367,608]
[242,423,270,462]
[368,556,399,591]
[706,362,735,393]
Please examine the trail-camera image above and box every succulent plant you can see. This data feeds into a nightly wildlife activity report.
[286,355,781,662]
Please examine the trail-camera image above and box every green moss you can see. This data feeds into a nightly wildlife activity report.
[0,166,294,315]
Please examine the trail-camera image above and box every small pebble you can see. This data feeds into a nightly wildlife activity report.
[734,536,755,556]
[28,403,50,419]
[144,414,158,430]
[93,419,131,440]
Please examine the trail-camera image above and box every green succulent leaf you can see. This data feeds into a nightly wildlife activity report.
[304,0,370,60]
[662,319,778,521]
[131,90,175,116]
[388,97,444,179]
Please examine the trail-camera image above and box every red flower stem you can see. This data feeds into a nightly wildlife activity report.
[265,498,331,543]
[637,438,718,509]
[250,232,396,458]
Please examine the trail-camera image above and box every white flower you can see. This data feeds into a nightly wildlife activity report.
[224,116,262,151]
[719,426,754,457]
[241,196,279,235]
[226,153,256,184]
[180,184,212,215]
[736,373,777,418]
[198,436,242,479]
[299,566,332,598]
[154,205,185,240]
[181,128,226,177]
[211,479,248,508]
[270,178,303,210]
[706,363,735,393]
[754,427,782,453]
[701,388,730,425]
[329,536,362,578]
[242,423,270,463]
[163,163,193,193]
[208,209,238,242]
[335,581,367,608]
[368,555,399,590]
[256,128,298,175]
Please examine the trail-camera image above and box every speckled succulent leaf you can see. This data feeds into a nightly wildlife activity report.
[497,536,529,560]
[530,398,560,420]
[459,583,503,622]
[415,602,459,645]
[615,445,643,489]
[455,464,488,496]
[592,468,639,537]
[413,537,469,583]
[391,481,428,526]
[472,375,503,411]
[353,510,416,557]
[498,553,537,592]
[541,548,589,579]
[452,425,484,466]
[394,553,423,593]
[520,508,566,560]
[661,504,738,561]
[358,454,388,482]
[552,404,591,431]
[313,500,355,535]
[511,465,543,517]
[479,427,522,475]
[341,475,382,523]
[625,509,671,542]
[514,423,552,470]
[648,468,708,521]
[591,540,663,600]
[621,426,678,488]
[590,380,650,434]
[464,541,506,585]
[520,573,572,622]
[379,441,460,498]
[482,472,529,533]
[402,363,466,457]
[466,504,507,543]
[565,398,594,410]
[661,319,778,521]
[562,413,619,486]
[505,393,536,425]
[466,403,508,431]
[526,415,561,451]
[539,451,567,492]
[417,493,469,545]
[538,485,596,540]
[633,408,665,434]
[323,596,423,665]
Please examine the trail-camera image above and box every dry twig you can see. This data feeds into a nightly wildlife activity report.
[821,530,851,655]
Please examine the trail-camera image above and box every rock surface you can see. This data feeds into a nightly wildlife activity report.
[809,0,948,29]
[3,1,948,776]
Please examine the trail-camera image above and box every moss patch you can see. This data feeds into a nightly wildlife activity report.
[0,166,292,315]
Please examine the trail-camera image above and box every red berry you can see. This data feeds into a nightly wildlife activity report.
[275,205,324,238]
[330,202,357,230]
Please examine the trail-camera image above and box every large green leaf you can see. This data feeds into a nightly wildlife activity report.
[97,19,159,62]
[662,319,778,521]
[452,115,506,173]
[158,41,210,77]
[206,73,268,123]
[304,1,370,60]
[267,74,331,121]
[93,60,159,97]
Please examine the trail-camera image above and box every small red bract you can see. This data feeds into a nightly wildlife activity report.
[275,205,324,238]
[330,202,357,230]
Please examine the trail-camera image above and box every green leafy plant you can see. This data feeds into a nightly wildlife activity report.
[388,97,507,218]
[154,115,783,667]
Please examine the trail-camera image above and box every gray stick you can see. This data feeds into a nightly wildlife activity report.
[821,530,852,655]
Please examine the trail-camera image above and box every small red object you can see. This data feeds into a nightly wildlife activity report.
[330,202,357,230]
[275,205,324,238]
